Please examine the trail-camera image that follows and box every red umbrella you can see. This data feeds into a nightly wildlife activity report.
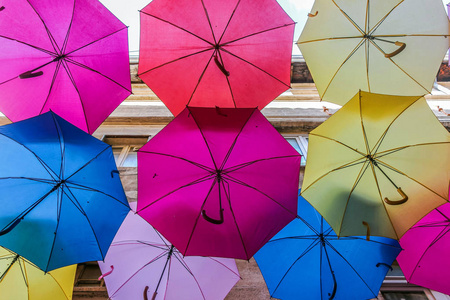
[137,107,301,260]
[138,0,295,116]
[0,0,132,134]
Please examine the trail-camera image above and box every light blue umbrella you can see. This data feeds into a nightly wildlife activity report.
[254,192,402,300]
[0,111,130,272]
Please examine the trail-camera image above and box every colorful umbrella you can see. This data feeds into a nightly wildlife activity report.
[301,91,450,239]
[254,192,401,300]
[137,107,301,260]
[0,0,131,133]
[0,111,130,272]
[98,203,240,300]
[298,0,450,106]
[397,202,450,295]
[138,0,295,116]
[0,247,76,300]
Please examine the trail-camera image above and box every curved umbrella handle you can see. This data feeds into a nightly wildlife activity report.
[308,11,318,17]
[384,41,406,58]
[384,188,408,205]
[329,270,337,300]
[376,262,393,271]
[0,218,22,236]
[214,55,230,77]
[111,170,120,178]
[98,265,114,280]
[362,221,370,241]
[144,286,149,300]
[0,6,5,11]
[19,70,44,79]
[202,208,224,224]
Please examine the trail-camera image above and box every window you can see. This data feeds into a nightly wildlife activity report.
[285,135,308,166]
[102,135,150,167]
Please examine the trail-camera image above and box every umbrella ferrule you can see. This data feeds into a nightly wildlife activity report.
[53,54,67,62]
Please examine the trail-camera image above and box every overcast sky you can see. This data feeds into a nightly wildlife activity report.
[98,0,448,55]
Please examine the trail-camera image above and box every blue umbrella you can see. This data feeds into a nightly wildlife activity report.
[254,192,402,300]
[0,112,130,272]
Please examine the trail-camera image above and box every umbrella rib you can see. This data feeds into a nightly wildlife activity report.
[19,260,29,291]
[200,0,218,45]
[44,187,64,272]
[207,257,241,278]
[183,177,219,254]
[0,35,55,56]
[358,90,372,155]
[368,1,404,34]
[140,11,214,46]
[60,0,76,56]
[64,182,129,208]
[110,250,169,298]
[220,48,291,89]
[271,239,321,297]
[38,59,64,116]
[296,215,321,236]
[47,271,72,300]
[368,39,430,92]
[309,133,367,157]
[224,176,296,216]
[25,0,62,54]
[170,252,208,300]
[63,146,110,181]
[268,236,321,243]
[221,23,295,47]
[50,111,66,180]
[65,58,132,93]
[64,27,128,57]
[218,49,237,108]
[375,142,450,159]
[216,0,241,44]
[137,151,214,172]
[331,0,365,35]
[223,155,305,174]
[137,48,213,76]
[186,53,216,107]
[219,108,257,171]
[0,177,55,184]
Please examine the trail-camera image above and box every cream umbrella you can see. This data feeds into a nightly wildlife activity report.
[298,0,450,106]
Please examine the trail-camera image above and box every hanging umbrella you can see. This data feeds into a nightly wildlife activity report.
[0,247,76,300]
[137,107,301,260]
[301,91,450,239]
[397,201,450,295]
[0,111,130,272]
[0,0,132,134]
[254,192,401,300]
[138,0,295,116]
[297,0,450,106]
[98,203,240,300]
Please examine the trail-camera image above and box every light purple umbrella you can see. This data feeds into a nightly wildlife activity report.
[98,203,241,300]
[0,0,131,134]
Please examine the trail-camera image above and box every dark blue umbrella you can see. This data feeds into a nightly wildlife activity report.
[254,192,402,300]
[0,112,130,272]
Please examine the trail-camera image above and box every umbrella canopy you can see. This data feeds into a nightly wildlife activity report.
[0,0,132,134]
[0,111,130,272]
[0,247,76,300]
[98,203,240,300]
[301,91,450,239]
[138,0,295,116]
[397,202,450,295]
[298,0,450,106]
[254,193,401,300]
[137,107,301,259]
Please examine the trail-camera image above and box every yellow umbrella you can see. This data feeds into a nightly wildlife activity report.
[301,91,450,240]
[297,0,450,106]
[0,247,76,300]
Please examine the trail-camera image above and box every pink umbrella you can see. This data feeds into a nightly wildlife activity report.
[138,0,295,116]
[397,201,450,294]
[137,107,301,260]
[98,203,240,300]
[0,0,131,133]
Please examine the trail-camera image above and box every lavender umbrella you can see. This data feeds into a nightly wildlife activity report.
[0,0,131,134]
[98,203,241,300]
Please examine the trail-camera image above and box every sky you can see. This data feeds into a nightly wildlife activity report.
[99,0,449,55]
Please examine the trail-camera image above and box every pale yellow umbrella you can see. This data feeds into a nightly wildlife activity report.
[298,0,450,106]
[0,247,76,300]
[301,91,450,240]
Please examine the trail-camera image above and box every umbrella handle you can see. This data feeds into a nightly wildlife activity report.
[144,286,149,300]
[384,188,408,205]
[111,170,120,178]
[214,55,230,77]
[98,265,114,280]
[0,6,5,11]
[0,218,22,236]
[362,221,370,241]
[308,11,318,17]
[376,262,393,271]
[202,208,224,224]
[19,70,44,79]
[384,41,406,58]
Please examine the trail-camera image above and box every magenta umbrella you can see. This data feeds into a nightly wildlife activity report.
[138,0,295,116]
[137,107,301,260]
[98,203,241,300]
[0,0,131,134]
[397,201,450,294]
